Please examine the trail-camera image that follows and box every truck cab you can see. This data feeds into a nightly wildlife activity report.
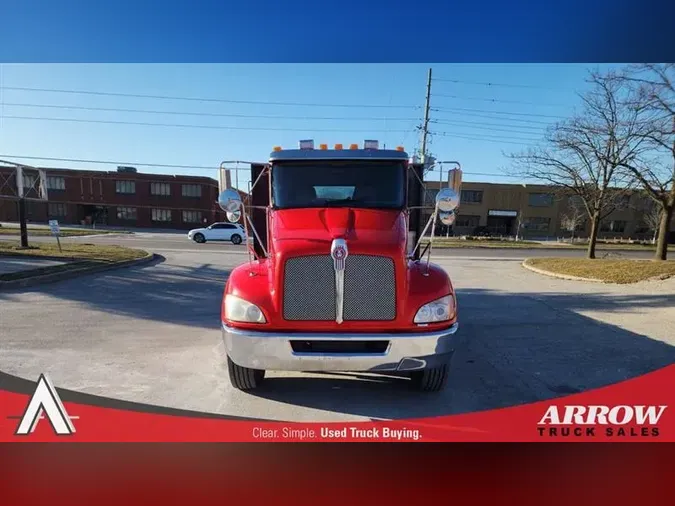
[219,140,462,392]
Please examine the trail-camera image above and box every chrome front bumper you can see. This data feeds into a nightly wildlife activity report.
[222,322,460,372]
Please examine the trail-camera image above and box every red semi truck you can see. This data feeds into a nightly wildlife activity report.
[218,140,462,392]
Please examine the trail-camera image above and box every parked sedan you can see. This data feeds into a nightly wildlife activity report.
[187,223,246,244]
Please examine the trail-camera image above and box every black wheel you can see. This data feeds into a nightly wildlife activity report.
[231,234,243,245]
[410,364,449,392]
[193,233,206,244]
[227,355,265,391]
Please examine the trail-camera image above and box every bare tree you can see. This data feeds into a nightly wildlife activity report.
[559,195,586,240]
[508,70,645,259]
[613,64,674,260]
[641,201,663,244]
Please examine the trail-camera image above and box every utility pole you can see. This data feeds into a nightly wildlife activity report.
[18,197,28,248]
[420,67,432,168]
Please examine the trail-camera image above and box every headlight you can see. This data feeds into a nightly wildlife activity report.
[224,294,266,323]
[414,295,455,324]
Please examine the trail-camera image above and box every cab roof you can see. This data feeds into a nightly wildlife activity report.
[269,148,409,162]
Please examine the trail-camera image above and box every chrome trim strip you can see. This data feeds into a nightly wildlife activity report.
[223,322,458,340]
[330,238,348,325]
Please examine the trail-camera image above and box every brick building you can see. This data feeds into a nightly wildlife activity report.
[0,165,236,230]
[423,181,675,242]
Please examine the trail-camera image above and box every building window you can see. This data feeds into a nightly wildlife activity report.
[182,184,202,198]
[117,207,137,221]
[47,176,66,190]
[48,203,67,217]
[150,182,171,196]
[455,215,481,228]
[151,209,172,222]
[116,180,136,194]
[612,194,631,209]
[460,190,483,204]
[182,210,202,223]
[22,174,38,189]
[600,220,627,233]
[528,193,554,207]
[522,217,551,232]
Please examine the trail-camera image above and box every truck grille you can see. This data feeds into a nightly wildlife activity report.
[283,255,396,321]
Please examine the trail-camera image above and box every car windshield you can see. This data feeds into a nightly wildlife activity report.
[271,160,405,210]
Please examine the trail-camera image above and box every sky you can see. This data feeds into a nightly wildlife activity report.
[0,63,623,188]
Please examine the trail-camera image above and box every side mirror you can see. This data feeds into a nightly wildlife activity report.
[218,189,242,213]
[438,210,456,226]
[435,188,460,212]
[226,209,241,223]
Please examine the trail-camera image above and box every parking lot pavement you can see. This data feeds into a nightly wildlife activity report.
[0,243,674,422]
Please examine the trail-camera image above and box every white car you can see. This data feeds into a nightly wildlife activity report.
[187,223,247,245]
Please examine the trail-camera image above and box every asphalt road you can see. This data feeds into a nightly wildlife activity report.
[1,232,674,422]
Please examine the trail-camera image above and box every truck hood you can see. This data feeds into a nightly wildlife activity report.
[271,208,406,247]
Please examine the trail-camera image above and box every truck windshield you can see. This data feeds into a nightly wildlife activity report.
[272,160,406,210]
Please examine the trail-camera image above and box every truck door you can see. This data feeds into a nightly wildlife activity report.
[250,164,269,258]
[407,163,425,260]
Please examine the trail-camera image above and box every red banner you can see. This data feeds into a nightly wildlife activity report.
[1,364,673,442]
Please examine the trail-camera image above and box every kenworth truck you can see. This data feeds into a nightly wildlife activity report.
[218,140,462,392]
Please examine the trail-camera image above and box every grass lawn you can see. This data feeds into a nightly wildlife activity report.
[523,257,675,284]
[0,226,124,237]
[0,241,147,261]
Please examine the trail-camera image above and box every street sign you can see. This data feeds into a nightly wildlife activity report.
[48,220,63,252]
[48,220,60,235]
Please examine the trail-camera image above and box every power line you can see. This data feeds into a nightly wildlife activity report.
[432,110,556,125]
[432,93,568,108]
[431,119,546,136]
[2,86,420,110]
[1,154,525,182]
[432,106,565,119]
[431,78,571,91]
[435,130,540,142]
[3,115,410,133]
[433,131,539,146]
[0,155,234,171]
[432,117,548,131]
[1,102,420,122]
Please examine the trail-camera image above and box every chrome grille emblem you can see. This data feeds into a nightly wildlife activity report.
[330,238,348,324]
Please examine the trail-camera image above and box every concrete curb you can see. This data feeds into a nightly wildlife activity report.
[520,260,606,283]
[0,252,158,291]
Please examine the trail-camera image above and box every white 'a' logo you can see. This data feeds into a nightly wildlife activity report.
[15,374,76,436]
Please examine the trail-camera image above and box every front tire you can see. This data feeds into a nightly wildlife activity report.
[193,233,206,244]
[231,234,243,245]
[410,364,449,392]
[227,355,265,391]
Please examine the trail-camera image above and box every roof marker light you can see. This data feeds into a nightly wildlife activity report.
[319,143,328,150]
[273,146,282,151]
[349,143,358,150]
[396,146,405,151]
[364,140,379,150]
[334,143,343,150]
[299,139,314,150]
